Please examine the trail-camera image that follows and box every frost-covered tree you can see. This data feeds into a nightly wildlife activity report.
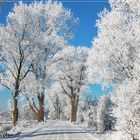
[48,82,68,120]
[88,0,140,138]
[12,1,77,123]
[53,46,88,122]
[0,1,77,125]
[97,95,116,133]
[0,2,43,126]
[88,0,140,86]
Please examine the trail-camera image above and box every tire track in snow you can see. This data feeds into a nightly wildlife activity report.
[69,122,97,140]
[73,124,98,140]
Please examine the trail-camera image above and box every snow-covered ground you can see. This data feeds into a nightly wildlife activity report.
[0,120,102,140]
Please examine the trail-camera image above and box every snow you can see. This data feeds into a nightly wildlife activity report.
[2,120,101,140]
[0,120,125,140]
[94,131,125,140]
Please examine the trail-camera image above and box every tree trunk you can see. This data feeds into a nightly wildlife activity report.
[55,111,60,120]
[58,108,61,119]
[37,94,44,122]
[13,97,18,126]
[13,66,20,126]
[71,97,78,122]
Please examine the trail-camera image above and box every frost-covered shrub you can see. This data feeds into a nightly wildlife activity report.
[78,96,98,129]
[97,95,116,133]
[0,110,12,131]
[0,125,3,132]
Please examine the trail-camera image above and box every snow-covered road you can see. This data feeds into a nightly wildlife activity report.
[3,120,98,140]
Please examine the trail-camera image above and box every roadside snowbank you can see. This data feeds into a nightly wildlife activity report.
[93,131,128,140]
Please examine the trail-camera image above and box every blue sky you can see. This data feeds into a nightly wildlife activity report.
[0,0,111,110]
[0,0,110,47]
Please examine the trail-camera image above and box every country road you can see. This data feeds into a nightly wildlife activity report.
[2,120,99,140]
